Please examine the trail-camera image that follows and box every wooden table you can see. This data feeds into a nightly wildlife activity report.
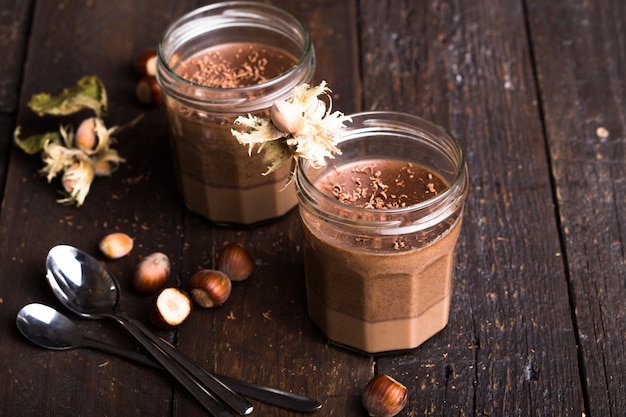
[0,1,624,416]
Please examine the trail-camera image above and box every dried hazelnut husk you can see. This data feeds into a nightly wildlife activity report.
[61,161,91,194]
[150,287,192,328]
[362,374,408,417]
[99,232,133,259]
[189,269,232,308]
[217,242,254,281]
[133,252,170,294]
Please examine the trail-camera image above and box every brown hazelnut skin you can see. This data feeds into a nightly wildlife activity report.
[74,117,98,150]
[135,49,157,77]
[136,75,162,106]
[362,374,408,417]
[217,242,254,281]
[99,232,133,259]
[132,252,170,294]
[189,269,232,308]
[149,287,192,329]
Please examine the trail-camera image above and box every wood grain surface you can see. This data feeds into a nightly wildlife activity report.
[0,1,623,416]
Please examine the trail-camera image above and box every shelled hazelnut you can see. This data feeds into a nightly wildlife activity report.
[150,287,192,328]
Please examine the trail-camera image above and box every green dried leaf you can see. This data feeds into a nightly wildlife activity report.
[260,139,292,175]
[13,127,61,155]
[27,75,108,117]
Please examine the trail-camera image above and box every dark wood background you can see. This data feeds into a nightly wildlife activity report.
[0,0,624,416]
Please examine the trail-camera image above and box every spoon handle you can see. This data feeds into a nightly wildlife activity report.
[214,373,323,413]
[80,336,322,413]
[109,314,236,417]
[116,313,254,416]
[81,337,161,369]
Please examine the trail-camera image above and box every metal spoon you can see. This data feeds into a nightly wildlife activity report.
[45,244,252,417]
[16,303,322,413]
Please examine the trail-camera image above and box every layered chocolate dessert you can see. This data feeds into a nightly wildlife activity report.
[300,158,463,353]
[165,43,299,224]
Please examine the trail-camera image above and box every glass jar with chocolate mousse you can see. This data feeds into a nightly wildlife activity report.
[156,2,315,224]
[295,112,469,353]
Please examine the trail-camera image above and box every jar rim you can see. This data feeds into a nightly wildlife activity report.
[296,111,468,217]
[156,1,313,94]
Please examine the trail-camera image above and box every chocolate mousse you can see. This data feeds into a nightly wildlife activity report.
[300,158,463,353]
[165,43,299,224]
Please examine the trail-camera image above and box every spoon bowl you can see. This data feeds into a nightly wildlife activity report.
[17,303,84,350]
[46,245,119,318]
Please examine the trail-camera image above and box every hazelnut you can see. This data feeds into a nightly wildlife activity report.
[92,154,116,177]
[150,287,192,328]
[133,252,171,294]
[217,242,254,281]
[135,49,157,77]
[74,117,98,150]
[99,232,133,259]
[189,269,232,308]
[270,100,305,133]
[362,374,408,417]
[136,75,162,106]
[61,162,82,193]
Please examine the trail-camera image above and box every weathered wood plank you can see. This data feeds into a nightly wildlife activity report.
[0,1,32,199]
[0,1,32,113]
[0,1,190,416]
[2,0,621,416]
[359,0,585,416]
[526,0,626,416]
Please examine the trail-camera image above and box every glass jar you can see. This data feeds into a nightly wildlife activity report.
[295,112,469,353]
[157,1,315,224]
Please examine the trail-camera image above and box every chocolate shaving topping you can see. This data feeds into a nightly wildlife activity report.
[323,160,447,209]
[175,43,295,89]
